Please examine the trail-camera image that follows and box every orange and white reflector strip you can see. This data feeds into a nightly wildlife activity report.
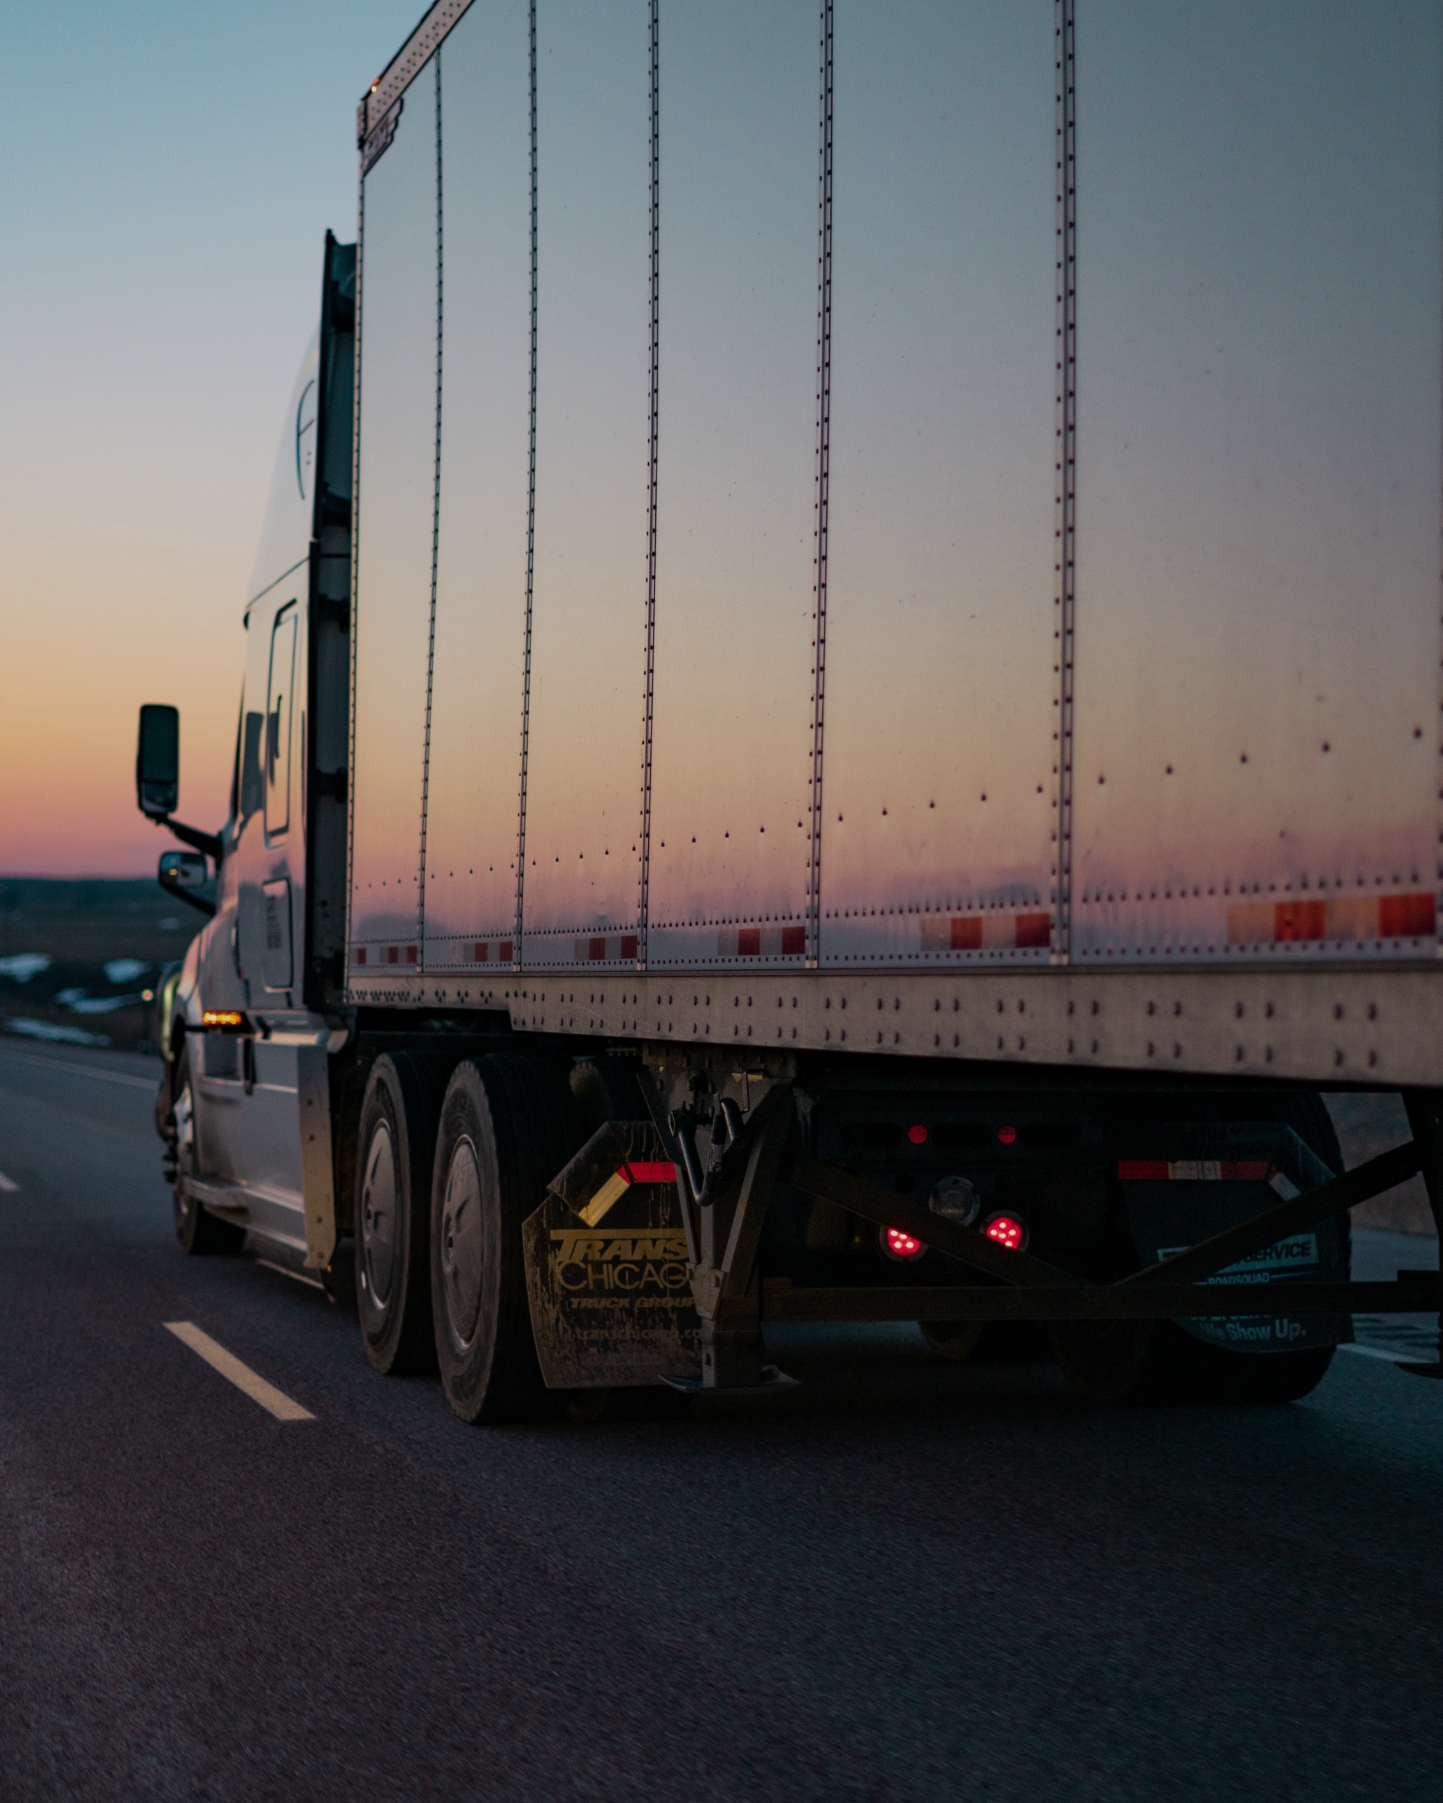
[1226,892,1434,945]
[717,925,805,957]
[353,944,419,967]
[573,933,639,963]
[1118,1159,1298,1198]
[579,1159,678,1227]
[920,912,1051,952]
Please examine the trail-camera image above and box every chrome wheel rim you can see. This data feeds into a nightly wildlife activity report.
[360,1121,398,1307]
[441,1136,485,1348]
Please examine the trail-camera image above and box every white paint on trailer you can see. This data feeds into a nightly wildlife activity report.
[163,1321,314,1421]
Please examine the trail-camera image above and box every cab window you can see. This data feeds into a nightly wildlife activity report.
[265,604,298,841]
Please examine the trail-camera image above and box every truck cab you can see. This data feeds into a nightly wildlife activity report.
[138,235,355,1268]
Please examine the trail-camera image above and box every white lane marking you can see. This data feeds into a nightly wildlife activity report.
[0,1052,156,1091]
[163,1321,314,1421]
[255,1257,325,1291]
[0,1171,17,1192]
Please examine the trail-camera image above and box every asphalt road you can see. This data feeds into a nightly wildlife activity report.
[2,1041,1441,1802]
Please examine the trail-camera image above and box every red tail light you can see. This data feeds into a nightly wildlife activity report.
[880,1225,927,1261]
[996,1124,1017,1146]
[983,1212,1027,1251]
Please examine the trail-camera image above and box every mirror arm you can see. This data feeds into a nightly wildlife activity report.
[151,815,223,863]
[168,886,217,920]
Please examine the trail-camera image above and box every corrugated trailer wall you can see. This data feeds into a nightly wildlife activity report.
[347,0,1442,992]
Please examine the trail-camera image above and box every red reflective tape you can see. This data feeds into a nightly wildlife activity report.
[951,917,983,951]
[387,946,399,964]
[1380,892,1435,938]
[737,927,761,956]
[1273,900,1326,942]
[406,945,418,964]
[781,925,805,955]
[499,940,513,963]
[624,1161,676,1184]
[1118,1160,1169,1180]
[620,934,639,960]
[357,947,367,965]
[588,936,606,961]
[1014,912,1051,949]
[474,942,488,962]
[1220,1161,1273,1182]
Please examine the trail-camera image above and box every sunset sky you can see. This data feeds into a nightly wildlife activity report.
[0,0,417,874]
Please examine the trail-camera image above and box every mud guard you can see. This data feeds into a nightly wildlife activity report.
[524,1121,701,1387]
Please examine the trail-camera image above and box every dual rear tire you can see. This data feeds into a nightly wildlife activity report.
[353,1050,577,1420]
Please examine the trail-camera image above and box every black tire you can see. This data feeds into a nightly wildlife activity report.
[355,1053,442,1375]
[919,1320,984,1361]
[1053,1320,1336,1407]
[431,1054,579,1424]
[1054,1091,1344,1406]
[169,1046,244,1256]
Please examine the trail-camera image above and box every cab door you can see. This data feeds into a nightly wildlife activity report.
[213,593,310,1251]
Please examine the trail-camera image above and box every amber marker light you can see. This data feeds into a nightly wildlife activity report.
[202,1011,245,1030]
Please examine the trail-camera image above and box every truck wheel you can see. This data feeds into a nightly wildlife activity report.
[355,1054,440,1375]
[431,1054,576,1424]
[1052,1320,1336,1406]
[919,1320,984,1361]
[170,1047,244,1256]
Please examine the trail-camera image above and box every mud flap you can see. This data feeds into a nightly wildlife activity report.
[1122,1126,1352,1353]
[523,1122,701,1387]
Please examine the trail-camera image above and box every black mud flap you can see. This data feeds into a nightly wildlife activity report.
[1121,1125,1352,1354]
[523,1121,701,1388]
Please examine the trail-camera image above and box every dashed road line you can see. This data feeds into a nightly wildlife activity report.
[163,1321,314,1421]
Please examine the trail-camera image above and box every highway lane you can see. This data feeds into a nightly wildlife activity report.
[1,1041,1441,1802]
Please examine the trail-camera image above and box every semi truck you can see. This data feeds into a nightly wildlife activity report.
[136,0,1443,1419]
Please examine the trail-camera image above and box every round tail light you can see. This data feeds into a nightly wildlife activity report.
[983,1212,1028,1251]
[880,1225,927,1261]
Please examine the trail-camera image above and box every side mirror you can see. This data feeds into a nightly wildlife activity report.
[159,850,215,918]
[137,704,180,819]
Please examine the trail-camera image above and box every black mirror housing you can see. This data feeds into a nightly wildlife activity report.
[137,705,180,818]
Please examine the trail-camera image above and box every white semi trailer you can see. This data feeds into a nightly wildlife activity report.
[138,0,1443,1418]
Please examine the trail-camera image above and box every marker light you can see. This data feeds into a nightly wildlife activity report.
[983,1212,1027,1251]
[202,1010,245,1030]
[907,1123,928,1145]
[996,1124,1018,1145]
[880,1225,927,1261]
